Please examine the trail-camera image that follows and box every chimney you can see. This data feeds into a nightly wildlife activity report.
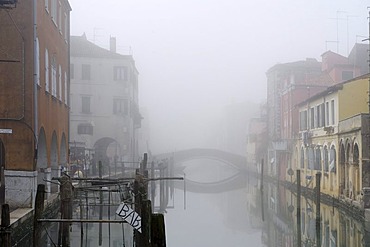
[110,36,116,53]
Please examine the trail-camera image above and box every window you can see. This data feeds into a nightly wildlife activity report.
[77,123,93,135]
[51,0,57,24]
[113,99,128,115]
[299,110,307,131]
[45,49,49,92]
[325,102,329,126]
[320,103,325,127]
[113,66,128,81]
[323,146,329,172]
[59,65,62,100]
[308,147,314,170]
[58,1,62,32]
[310,107,314,129]
[353,144,359,164]
[316,105,320,128]
[300,147,305,169]
[329,146,336,173]
[64,12,68,41]
[81,96,91,113]
[36,38,40,85]
[82,64,91,80]
[51,56,57,96]
[331,100,335,125]
[315,148,322,170]
[64,72,68,104]
[70,63,74,79]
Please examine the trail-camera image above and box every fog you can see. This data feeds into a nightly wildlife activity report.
[69,0,369,154]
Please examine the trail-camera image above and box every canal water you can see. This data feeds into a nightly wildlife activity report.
[31,158,370,246]
[165,159,370,247]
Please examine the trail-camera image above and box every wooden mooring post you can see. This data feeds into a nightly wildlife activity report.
[1,204,11,247]
[260,158,264,222]
[98,161,103,246]
[33,184,45,247]
[58,174,73,247]
[296,170,302,247]
[315,172,322,246]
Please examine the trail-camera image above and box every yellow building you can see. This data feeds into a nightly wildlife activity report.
[294,74,370,203]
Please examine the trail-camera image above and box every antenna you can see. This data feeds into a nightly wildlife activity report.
[329,10,347,53]
[92,27,104,45]
[346,15,358,56]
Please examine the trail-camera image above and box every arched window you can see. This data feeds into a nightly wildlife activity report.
[315,148,322,171]
[323,146,329,172]
[329,146,336,173]
[353,144,359,165]
[308,147,314,170]
[300,147,305,169]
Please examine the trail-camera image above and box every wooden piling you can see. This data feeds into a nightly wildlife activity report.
[297,170,301,247]
[33,184,45,247]
[151,161,155,209]
[260,159,264,221]
[59,174,73,247]
[98,161,103,246]
[1,204,11,247]
[142,200,152,246]
[133,177,142,246]
[316,172,322,246]
[151,213,166,247]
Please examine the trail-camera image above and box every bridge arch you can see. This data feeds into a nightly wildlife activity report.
[156,148,247,171]
[154,148,250,193]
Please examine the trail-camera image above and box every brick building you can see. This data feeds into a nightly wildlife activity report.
[0,0,71,208]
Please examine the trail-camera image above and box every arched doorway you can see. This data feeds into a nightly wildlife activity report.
[0,139,5,205]
[60,134,67,168]
[50,132,58,193]
[36,128,48,187]
[94,137,121,176]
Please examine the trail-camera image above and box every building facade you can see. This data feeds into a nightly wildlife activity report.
[0,0,71,208]
[296,74,370,202]
[69,35,141,172]
[265,44,367,183]
[266,58,332,180]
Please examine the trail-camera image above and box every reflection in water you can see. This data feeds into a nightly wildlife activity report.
[261,182,370,247]
[166,159,370,247]
[182,158,239,183]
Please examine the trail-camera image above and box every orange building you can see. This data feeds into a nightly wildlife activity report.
[0,0,71,208]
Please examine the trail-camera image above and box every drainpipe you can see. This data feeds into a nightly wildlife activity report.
[33,0,38,154]
[67,11,70,164]
[32,0,38,207]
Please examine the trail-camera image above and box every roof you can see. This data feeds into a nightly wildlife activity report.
[296,73,370,107]
[70,34,133,60]
[266,58,321,74]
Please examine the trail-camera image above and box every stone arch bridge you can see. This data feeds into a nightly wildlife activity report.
[153,148,254,193]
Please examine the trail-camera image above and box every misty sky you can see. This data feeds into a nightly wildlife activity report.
[69,0,369,153]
